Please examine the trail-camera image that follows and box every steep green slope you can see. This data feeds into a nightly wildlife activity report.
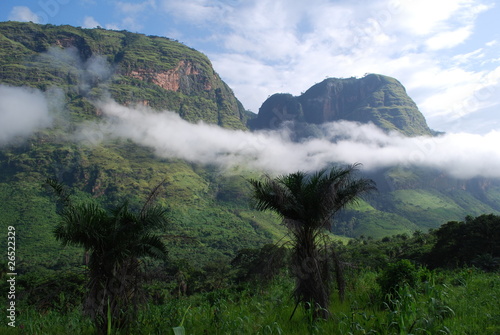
[250,74,433,136]
[0,133,285,270]
[334,168,500,238]
[0,21,251,128]
[0,22,281,271]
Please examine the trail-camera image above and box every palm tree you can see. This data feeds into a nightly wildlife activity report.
[249,164,375,319]
[46,179,169,334]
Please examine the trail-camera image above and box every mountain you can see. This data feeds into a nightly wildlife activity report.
[250,74,434,137]
[0,22,282,271]
[0,22,499,273]
[0,21,251,129]
[249,75,500,237]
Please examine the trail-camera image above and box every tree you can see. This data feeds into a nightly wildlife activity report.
[249,164,375,319]
[46,179,169,334]
[427,214,500,270]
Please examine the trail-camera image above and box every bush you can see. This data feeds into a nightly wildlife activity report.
[377,259,419,297]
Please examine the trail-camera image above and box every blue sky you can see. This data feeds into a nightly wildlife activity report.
[1,0,500,134]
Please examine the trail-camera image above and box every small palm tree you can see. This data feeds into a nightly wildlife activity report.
[249,164,375,319]
[46,179,169,334]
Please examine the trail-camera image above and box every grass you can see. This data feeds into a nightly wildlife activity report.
[444,268,500,333]
[1,269,498,334]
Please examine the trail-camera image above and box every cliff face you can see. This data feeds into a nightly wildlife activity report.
[251,74,433,136]
[0,21,249,129]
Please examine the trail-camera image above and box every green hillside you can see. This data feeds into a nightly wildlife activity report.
[1,21,499,275]
[0,21,251,128]
[335,168,500,238]
[0,22,282,272]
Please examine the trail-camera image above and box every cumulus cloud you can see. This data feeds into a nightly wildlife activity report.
[159,0,498,134]
[0,85,52,145]
[83,16,101,28]
[8,6,40,23]
[77,101,500,179]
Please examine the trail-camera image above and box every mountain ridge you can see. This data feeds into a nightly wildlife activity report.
[0,21,251,129]
[0,22,499,272]
[250,74,434,137]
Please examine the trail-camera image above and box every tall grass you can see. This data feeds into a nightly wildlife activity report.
[1,269,498,334]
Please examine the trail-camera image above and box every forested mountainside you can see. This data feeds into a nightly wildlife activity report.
[0,21,251,128]
[0,22,499,273]
[249,74,500,237]
[0,21,277,270]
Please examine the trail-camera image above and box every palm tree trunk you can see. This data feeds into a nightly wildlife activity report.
[292,226,330,319]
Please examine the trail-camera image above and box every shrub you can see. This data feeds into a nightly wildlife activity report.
[377,259,419,297]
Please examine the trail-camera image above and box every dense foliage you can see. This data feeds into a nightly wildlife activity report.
[250,165,375,318]
[1,22,500,333]
[0,214,499,334]
[46,179,169,333]
[426,214,500,270]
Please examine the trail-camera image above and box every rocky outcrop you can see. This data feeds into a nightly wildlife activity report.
[250,74,433,137]
[129,60,213,93]
[0,21,248,129]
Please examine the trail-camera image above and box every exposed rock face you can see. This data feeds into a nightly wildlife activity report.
[129,60,213,93]
[0,22,249,129]
[250,74,433,137]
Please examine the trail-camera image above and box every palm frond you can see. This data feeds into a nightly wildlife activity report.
[138,234,168,260]
[140,205,169,229]
[140,179,166,216]
[54,202,109,250]
[44,178,72,212]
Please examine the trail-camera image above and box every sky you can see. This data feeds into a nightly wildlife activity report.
[1,0,500,134]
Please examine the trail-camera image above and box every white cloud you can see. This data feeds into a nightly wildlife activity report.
[8,6,40,23]
[83,16,100,28]
[0,85,52,145]
[425,26,473,50]
[167,0,496,133]
[452,48,484,65]
[78,100,500,179]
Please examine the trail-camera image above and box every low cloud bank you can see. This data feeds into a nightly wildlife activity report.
[77,101,500,179]
[0,85,53,145]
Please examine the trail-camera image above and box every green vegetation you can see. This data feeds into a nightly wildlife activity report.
[0,22,499,333]
[250,165,375,318]
[334,167,500,238]
[0,21,249,129]
[0,214,498,334]
[0,140,285,271]
[46,179,169,333]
